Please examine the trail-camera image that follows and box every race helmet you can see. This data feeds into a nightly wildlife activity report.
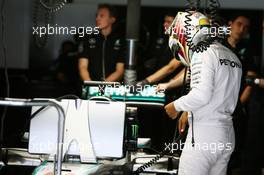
[167,11,210,66]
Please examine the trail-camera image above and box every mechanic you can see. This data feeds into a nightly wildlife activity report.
[78,4,125,82]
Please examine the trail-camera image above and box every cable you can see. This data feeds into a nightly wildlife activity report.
[40,0,67,13]
[184,0,217,54]
[190,111,195,146]
[204,0,208,15]
[134,66,192,173]
[184,0,221,149]
[33,0,67,48]
[63,138,78,161]
[0,0,9,164]
[180,67,191,96]
[33,0,51,48]
[30,94,79,120]
[0,0,8,98]
[20,94,80,139]
[134,131,184,174]
[182,0,220,150]
[208,0,220,28]
[133,151,166,174]
[57,94,79,100]
[195,0,201,10]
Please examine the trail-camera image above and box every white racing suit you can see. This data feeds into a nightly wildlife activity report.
[174,42,242,175]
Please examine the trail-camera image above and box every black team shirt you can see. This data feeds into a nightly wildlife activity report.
[222,39,257,92]
[79,32,125,81]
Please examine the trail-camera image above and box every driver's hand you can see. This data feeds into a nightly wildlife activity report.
[178,112,188,134]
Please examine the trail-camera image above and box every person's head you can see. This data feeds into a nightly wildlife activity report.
[228,15,251,42]
[168,11,210,66]
[163,13,175,31]
[96,4,117,31]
